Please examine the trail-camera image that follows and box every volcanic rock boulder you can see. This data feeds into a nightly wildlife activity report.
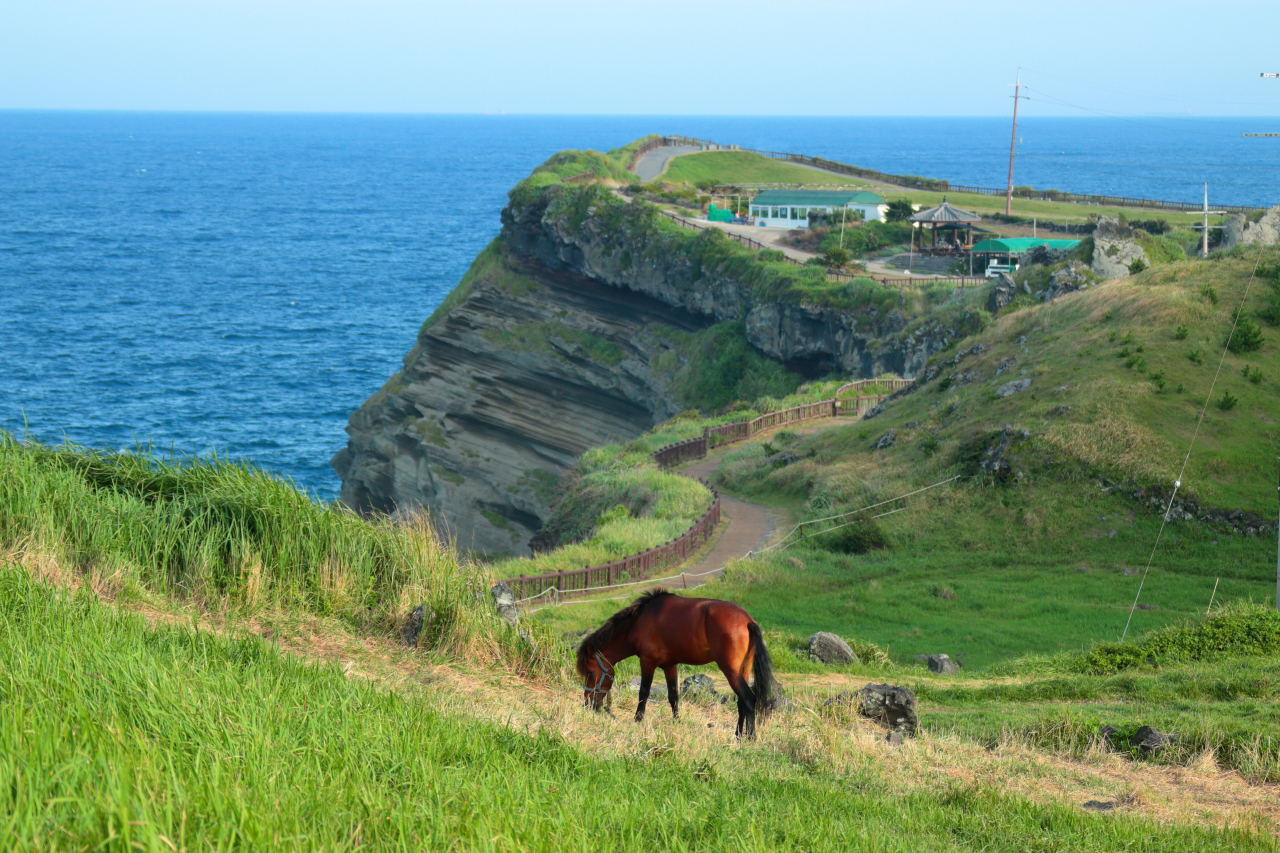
[855,683,918,736]
[809,632,859,665]
[491,582,519,625]
[987,272,1020,314]
[1041,261,1098,302]
[927,653,959,675]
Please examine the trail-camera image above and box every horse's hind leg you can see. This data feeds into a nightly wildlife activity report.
[720,668,757,740]
[635,662,656,723]
[664,666,679,719]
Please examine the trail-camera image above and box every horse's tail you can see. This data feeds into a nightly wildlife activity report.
[746,621,775,721]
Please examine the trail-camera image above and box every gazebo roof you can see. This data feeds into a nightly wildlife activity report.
[910,197,981,224]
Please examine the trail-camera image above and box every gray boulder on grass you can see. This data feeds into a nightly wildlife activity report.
[680,673,719,702]
[927,653,959,675]
[1130,725,1179,754]
[809,632,859,665]
[490,582,519,625]
[855,683,919,736]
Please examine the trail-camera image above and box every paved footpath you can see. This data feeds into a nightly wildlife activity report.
[670,457,777,589]
[632,144,703,182]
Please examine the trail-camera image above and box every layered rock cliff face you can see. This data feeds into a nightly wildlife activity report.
[333,185,977,555]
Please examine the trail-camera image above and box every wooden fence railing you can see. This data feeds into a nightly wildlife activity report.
[626,136,668,172]
[496,379,915,601]
[649,135,1263,215]
[503,479,722,602]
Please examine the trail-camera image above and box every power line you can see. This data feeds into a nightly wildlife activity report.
[1021,66,1280,108]
[1122,245,1269,641]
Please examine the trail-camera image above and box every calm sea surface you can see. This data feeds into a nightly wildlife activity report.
[3,112,1278,498]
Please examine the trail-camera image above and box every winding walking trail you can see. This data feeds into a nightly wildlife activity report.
[675,455,777,586]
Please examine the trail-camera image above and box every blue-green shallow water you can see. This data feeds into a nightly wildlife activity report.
[2,112,1277,498]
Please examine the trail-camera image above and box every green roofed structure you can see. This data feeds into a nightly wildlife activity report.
[970,238,1082,254]
[749,189,886,228]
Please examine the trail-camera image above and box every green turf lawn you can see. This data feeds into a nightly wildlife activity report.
[657,149,1215,226]
[9,566,1272,852]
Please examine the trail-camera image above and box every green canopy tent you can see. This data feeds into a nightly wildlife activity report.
[970,237,1081,275]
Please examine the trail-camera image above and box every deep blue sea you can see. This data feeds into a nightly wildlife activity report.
[3,112,1278,498]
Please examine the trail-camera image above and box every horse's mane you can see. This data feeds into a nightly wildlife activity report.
[575,588,672,676]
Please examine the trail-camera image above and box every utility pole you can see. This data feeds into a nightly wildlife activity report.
[1275,458,1279,611]
[1005,69,1025,216]
[1192,184,1225,259]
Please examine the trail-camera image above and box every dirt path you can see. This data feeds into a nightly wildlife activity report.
[674,456,776,587]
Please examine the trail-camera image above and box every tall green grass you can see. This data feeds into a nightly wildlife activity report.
[1,567,1267,852]
[0,434,521,664]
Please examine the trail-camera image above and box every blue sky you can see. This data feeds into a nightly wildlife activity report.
[2,0,1278,116]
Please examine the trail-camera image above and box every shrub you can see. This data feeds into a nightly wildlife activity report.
[1187,348,1204,365]
[1226,318,1265,353]
[1243,365,1264,385]
[1149,370,1166,391]
[756,248,786,263]
[823,246,852,268]
[1202,285,1219,305]
[885,199,914,223]
[811,516,888,554]
[1174,324,1188,340]
[1074,603,1280,674]
[920,434,940,456]
[1261,290,1280,327]
[1128,257,1148,275]
[1217,390,1238,411]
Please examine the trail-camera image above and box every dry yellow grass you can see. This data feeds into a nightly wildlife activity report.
[10,551,1280,837]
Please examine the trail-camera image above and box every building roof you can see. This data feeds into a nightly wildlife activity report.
[910,197,981,223]
[970,237,1082,254]
[752,190,885,206]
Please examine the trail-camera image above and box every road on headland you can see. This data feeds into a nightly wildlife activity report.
[632,144,702,181]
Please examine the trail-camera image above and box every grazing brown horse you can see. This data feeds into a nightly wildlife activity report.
[576,589,774,739]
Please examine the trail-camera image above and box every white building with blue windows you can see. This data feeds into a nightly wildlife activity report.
[749,189,887,228]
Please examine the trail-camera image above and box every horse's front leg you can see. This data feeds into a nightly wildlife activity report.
[664,665,679,719]
[635,662,656,723]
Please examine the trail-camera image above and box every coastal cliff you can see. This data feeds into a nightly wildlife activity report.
[333,151,986,555]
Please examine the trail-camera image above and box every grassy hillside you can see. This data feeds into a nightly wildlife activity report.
[705,248,1276,657]
[11,567,1277,851]
[534,247,1278,664]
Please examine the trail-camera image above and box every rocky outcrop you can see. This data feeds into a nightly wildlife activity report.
[332,248,705,556]
[987,272,1019,314]
[1221,213,1247,252]
[1091,217,1148,279]
[1041,261,1098,302]
[334,185,969,554]
[1239,205,1280,247]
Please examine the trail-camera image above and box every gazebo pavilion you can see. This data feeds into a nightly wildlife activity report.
[909,197,983,254]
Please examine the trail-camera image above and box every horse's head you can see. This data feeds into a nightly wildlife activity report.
[578,647,614,711]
